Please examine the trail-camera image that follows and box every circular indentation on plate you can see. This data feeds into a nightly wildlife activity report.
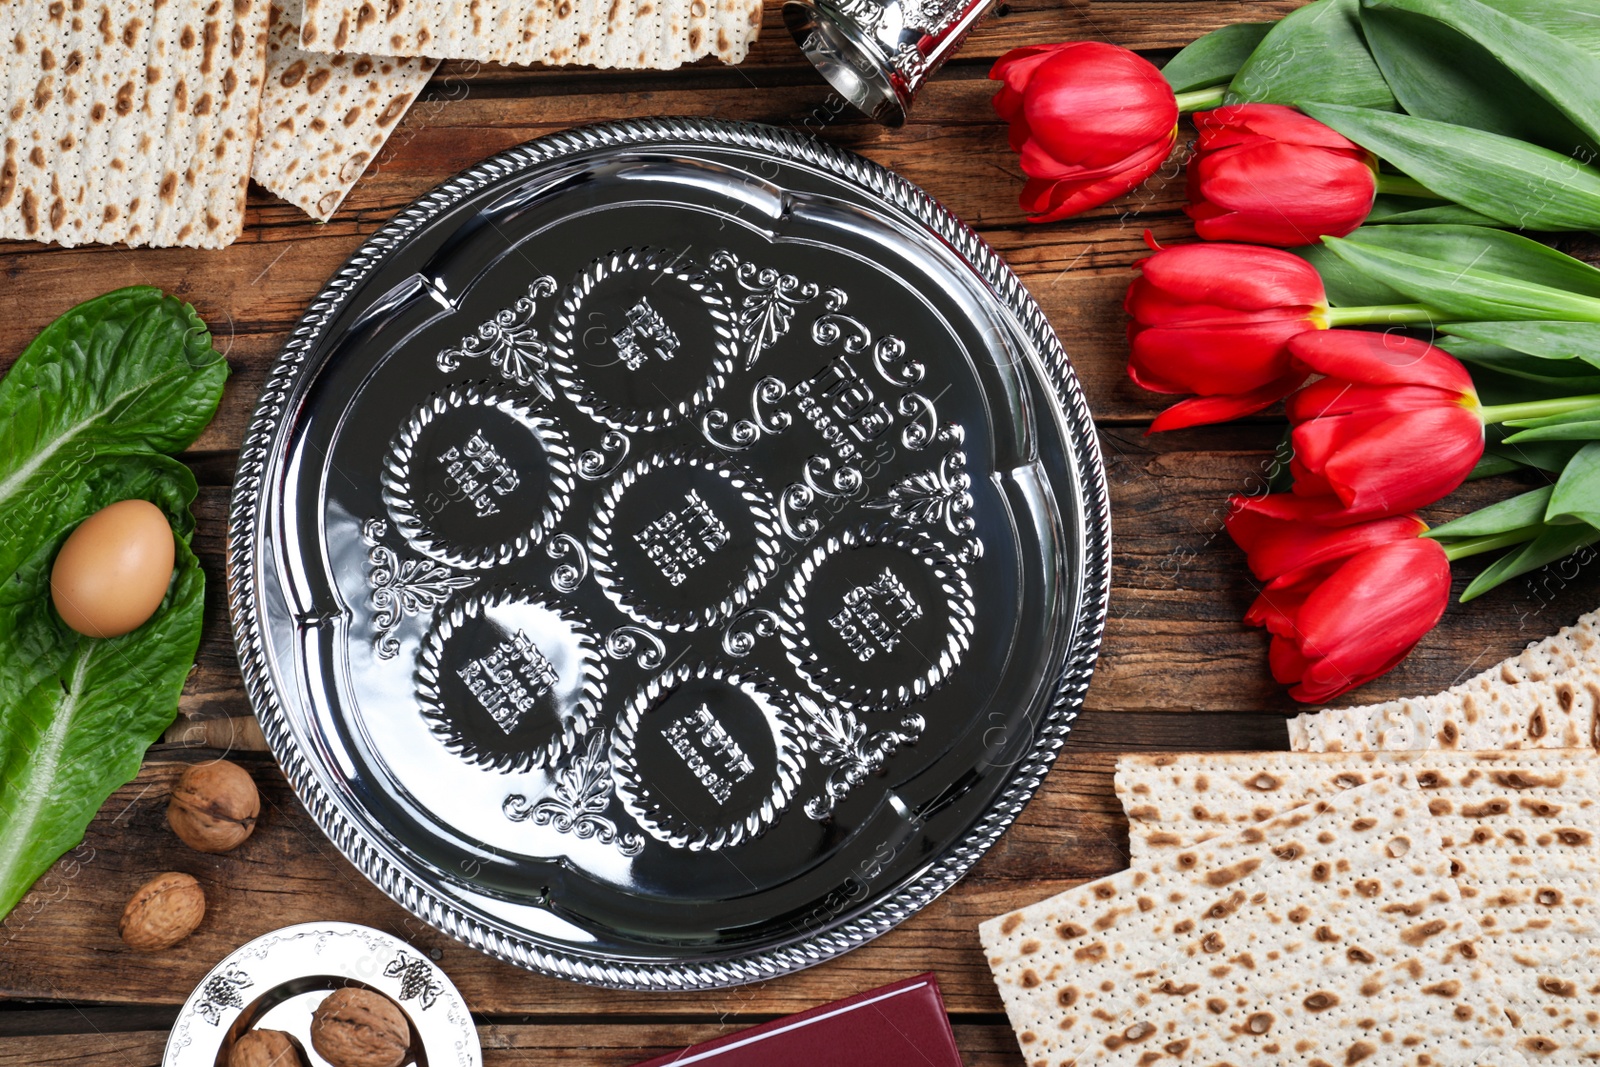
[382,382,573,570]
[549,247,737,431]
[417,591,604,772]
[589,447,781,632]
[611,665,804,851]
[779,526,973,711]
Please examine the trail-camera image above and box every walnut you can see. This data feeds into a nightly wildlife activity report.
[310,987,411,1067]
[118,871,205,951]
[228,1029,307,1067]
[167,759,260,853]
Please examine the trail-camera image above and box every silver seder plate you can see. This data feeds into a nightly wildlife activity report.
[163,922,480,1066]
[229,119,1111,990]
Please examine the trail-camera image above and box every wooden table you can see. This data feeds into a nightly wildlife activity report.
[2,1,1595,1062]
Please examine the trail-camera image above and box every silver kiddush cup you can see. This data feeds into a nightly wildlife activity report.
[785,0,999,126]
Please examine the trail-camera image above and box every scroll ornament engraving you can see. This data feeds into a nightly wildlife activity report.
[194,966,253,1025]
[363,518,477,659]
[384,951,446,1009]
[577,430,630,480]
[436,276,559,399]
[604,625,667,669]
[723,608,781,657]
[709,249,845,368]
[546,533,589,594]
[799,702,925,819]
[504,733,645,856]
[701,376,792,452]
[779,455,865,542]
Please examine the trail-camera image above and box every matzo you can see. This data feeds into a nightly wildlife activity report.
[1289,610,1600,753]
[1,0,269,248]
[295,0,763,72]
[1117,749,1600,1062]
[254,0,437,221]
[982,777,1525,1066]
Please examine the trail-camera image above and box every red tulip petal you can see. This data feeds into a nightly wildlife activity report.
[1228,506,1427,583]
[1146,368,1308,433]
[1135,243,1327,312]
[1194,103,1365,153]
[1284,538,1449,701]
[1129,322,1309,394]
[1186,143,1374,246]
[1289,330,1475,394]
[1269,634,1316,688]
[1310,407,1485,522]
[1021,44,1178,170]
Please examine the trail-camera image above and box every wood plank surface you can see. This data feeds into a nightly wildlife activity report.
[2,0,1597,1062]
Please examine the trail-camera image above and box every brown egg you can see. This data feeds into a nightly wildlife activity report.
[50,499,176,638]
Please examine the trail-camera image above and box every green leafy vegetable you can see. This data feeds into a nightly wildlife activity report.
[1359,0,1597,154]
[0,288,226,922]
[1229,0,1397,109]
[1301,103,1600,233]
[1163,22,1275,93]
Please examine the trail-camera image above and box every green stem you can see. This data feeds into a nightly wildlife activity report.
[1175,86,1229,112]
[1373,173,1444,200]
[1439,525,1543,562]
[1479,393,1600,425]
[1321,303,1442,328]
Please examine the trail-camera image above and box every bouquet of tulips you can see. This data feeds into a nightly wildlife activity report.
[992,0,1600,703]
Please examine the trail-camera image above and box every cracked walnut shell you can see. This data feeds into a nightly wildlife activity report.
[310,987,411,1067]
[118,871,205,951]
[167,759,261,853]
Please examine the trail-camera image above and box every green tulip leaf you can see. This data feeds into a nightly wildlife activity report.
[1440,321,1600,369]
[1301,104,1600,233]
[1340,226,1600,297]
[1429,486,1554,539]
[1505,404,1600,430]
[1359,0,1597,154]
[1364,197,1501,227]
[1487,440,1586,474]
[1549,442,1600,526]
[1466,452,1527,480]
[1163,21,1275,93]
[1439,340,1600,390]
[1229,0,1397,110]
[1459,521,1600,601]
[1504,421,1600,444]
[1321,236,1600,322]
[1292,241,1411,308]
[1477,0,1600,52]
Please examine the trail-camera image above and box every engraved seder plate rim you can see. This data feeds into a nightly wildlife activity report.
[227,118,1113,991]
[162,921,480,1067]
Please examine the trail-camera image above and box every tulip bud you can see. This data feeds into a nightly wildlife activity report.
[1125,242,1327,432]
[1227,494,1450,704]
[1285,330,1485,524]
[1186,104,1378,247]
[991,41,1179,223]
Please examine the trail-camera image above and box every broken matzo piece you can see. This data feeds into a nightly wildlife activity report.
[982,776,1525,1066]
[1289,610,1600,753]
[1116,749,1600,1062]
[254,0,437,220]
[295,0,763,72]
[1,0,269,248]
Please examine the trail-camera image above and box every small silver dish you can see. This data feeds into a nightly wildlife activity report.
[163,922,480,1067]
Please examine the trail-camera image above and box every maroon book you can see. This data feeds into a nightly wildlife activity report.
[628,973,964,1067]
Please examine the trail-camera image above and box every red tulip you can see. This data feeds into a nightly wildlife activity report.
[991,42,1178,223]
[1286,330,1484,524]
[1227,494,1450,703]
[1186,104,1377,246]
[1126,242,1328,431]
